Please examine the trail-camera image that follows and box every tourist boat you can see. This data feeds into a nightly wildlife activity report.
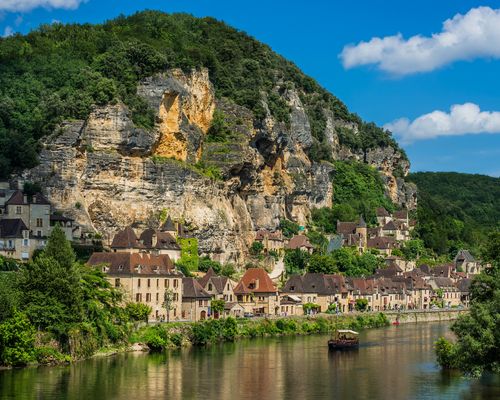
[328,329,359,350]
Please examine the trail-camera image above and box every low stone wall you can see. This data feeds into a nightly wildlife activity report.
[384,309,467,324]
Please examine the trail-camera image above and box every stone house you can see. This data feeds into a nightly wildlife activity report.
[0,219,34,260]
[279,294,303,316]
[336,217,367,253]
[198,268,237,303]
[234,268,279,316]
[182,277,212,321]
[255,229,285,254]
[286,234,314,254]
[349,278,379,311]
[454,250,482,275]
[428,277,461,307]
[376,207,392,226]
[87,252,183,321]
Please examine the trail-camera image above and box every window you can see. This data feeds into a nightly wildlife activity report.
[237,295,243,302]
[199,300,203,307]
[37,230,42,237]
[173,308,176,317]
[16,206,22,214]
[156,279,159,288]
[115,278,120,288]
[156,293,159,302]
[165,279,169,288]
[146,293,151,302]
[23,239,29,246]
[174,293,178,301]
[36,218,43,227]
[208,283,213,291]
[147,279,151,288]
[137,279,141,288]
[136,293,142,302]
[173,279,178,288]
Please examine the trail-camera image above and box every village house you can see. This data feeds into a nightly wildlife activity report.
[181,277,212,321]
[198,268,238,303]
[348,278,379,311]
[254,228,285,254]
[87,252,183,321]
[286,234,314,254]
[336,217,367,253]
[234,268,279,316]
[428,277,461,308]
[110,219,182,261]
[279,294,303,316]
[454,250,482,275]
[0,186,79,260]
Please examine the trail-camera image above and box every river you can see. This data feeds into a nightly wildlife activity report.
[0,321,498,400]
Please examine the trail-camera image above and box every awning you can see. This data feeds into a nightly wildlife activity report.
[287,295,302,302]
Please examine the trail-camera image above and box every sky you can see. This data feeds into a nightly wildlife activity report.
[1,0,499,177]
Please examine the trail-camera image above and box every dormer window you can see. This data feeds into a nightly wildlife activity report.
[118,265,124,271]
[153,266,160,274]
[102,266,109,273]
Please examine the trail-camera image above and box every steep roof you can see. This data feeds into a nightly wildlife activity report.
[287,234,313,250]
[0,218,29,238]
[5,190,50,206]
[394,210,408,220]
[182,277,211,299]
[432,277,457,289]
[160,215,176,232]
[457,278,471,292]
[376,207,390,217]
[110,226,144,249]
[367,236,396,250]
[139,228,180,250]
[234,268,277,294]
[382,221,397,231]
[327,235,343,253]
[455,250,476,263]
[87,252,178,276]
[337,221,357,235]
[282,275,305,293]
[358,216,367,228]
[198,267,216,288]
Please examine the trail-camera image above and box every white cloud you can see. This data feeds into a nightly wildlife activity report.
[2,25,13,37]
[384,103,500,143]
[14,15,23,26]
[0,0,86,13]
[340,6,500,75]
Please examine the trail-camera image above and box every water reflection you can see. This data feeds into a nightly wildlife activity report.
[0,322,498,400]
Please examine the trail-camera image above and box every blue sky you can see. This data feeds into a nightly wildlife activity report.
[1,0,499,176]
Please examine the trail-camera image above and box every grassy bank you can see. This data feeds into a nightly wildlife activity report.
[131,313,390,351]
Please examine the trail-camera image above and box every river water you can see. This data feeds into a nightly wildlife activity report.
[0,321,498,400]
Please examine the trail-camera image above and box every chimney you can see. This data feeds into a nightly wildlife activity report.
[23,195,28,204]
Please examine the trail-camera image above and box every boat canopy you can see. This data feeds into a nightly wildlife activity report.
[337,330,359,335]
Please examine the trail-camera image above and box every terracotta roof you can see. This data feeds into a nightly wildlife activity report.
[160,216,176,232]
[382,221,397,231]
[234,268,277,294]
[111,226,144,249]
[0,218,29,238]
[367,236,396,250]
[394,210,408,220]
[182,277,211,299]
[337,221,357,235]
[5,190,51,206]
[87,252,178,276]
[287,235,313,250]
[139,229,180,250]
[376,207,390,217]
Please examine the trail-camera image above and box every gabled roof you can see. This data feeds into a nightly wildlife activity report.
[457,278,471,292]
[394,210,408,220]
[0,218,29,238]
[358,216,367,228]
[139,229,180,250]
[87,252,178,276]
[111,226,144,249]
[282,274,305,293]
[5,190,51,206]
[198,267,216,288]
[182,277,212,299]
[337,221,357,235]
[454,250,476,263]
[234,268,277,294]
[376,207,390,217]
[287,234,313,250]
[367,236,396,250]
[382,221,397,231]
[160,216,176,232]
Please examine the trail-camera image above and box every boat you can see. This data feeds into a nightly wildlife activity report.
[328,329,359,350]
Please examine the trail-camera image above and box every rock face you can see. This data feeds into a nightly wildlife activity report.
[25,68,416,264]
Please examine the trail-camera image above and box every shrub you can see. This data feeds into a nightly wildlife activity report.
[35,346,71,365]
[435,337,457,369]
[143,326,169,352]
[0,311,36,366]
[126,303,152,322]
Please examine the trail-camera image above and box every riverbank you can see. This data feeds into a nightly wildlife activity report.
[384,309,467,324]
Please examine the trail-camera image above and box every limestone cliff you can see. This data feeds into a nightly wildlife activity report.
[24,68,416,264]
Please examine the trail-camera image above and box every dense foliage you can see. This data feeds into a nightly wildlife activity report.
[0,11,402,178]
[0,226,142,366]
[311,161,395,234]
[435,232,500,375]
[408,172,500,256]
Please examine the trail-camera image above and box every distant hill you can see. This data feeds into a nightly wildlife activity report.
[407,172,500,256]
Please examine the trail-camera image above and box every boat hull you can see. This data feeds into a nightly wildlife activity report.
[328,340,359,351]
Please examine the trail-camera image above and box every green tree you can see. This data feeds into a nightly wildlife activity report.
[126,303,151,323]
[355,298,369,312]
[284,249,310,275]
[280,219,300,239]
[0,273,20,321]
[163,289,175,323]
[307,254,338,274]
[0,311,36,366]
[435,264,499,375]
[198,256,222,274]
[211,299,225,318]
[42,224,76,269]
[250,241,264,255]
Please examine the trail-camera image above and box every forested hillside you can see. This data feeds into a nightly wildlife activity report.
[0,11,401,178]
[408,172,500,256]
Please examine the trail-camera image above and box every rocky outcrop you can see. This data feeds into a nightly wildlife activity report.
[24,68,415,264]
